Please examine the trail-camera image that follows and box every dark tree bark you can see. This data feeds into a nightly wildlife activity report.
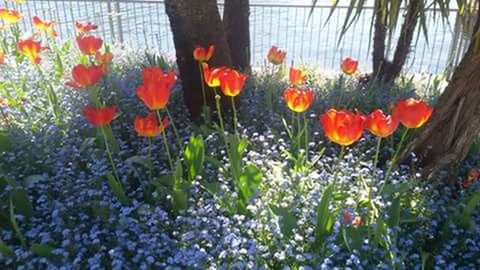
[372,0,421,82]
[399,13,480,178]
[223,0,251,71]
[165,0,232,119]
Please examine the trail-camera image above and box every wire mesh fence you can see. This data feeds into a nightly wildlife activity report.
[3,0,470,74]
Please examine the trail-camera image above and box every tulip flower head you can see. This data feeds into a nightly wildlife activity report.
[202,63,229,88]
[66,64,104,89]
[267,46,286,65]
[83,106,117,127]
[134,113,168,137]
[95,51,113,73]
[366,109,399,137]
[18,38,45,64]
[219,69,247,97]
[137,67,176,110]
[75,21,98,33]
[193,45,215,62]
[76,35,103,55]
[283,87,314,113]
[341,57,358,75]
[0,8,22,24]
[319,109,366,146]
[289,67,306,85]
[393,98,433,129]
[32,16,58,37]
[0,50,4,65]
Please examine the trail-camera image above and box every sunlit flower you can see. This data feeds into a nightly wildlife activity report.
[32,16,58,37]
[341,57,358,75]
[0,50,4,65]
[366,109,399,137]
[392,98,433,129]
[283,87,314,113]
[0,8,22,24]
[134,112,168,137]
[83,106,117,127]
[65,64,104,89]
[267,46,286,65]
[219,69,247,97]
[75,21,98,33]
[202,63,229,88]
[193,45,215,62]
[76,35,103,55]
[137,67,176,110]
[18,39,45,64]
[319,109,366,146]
[289,67,306,85]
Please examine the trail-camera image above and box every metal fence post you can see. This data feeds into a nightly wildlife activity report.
[114,0,124,43]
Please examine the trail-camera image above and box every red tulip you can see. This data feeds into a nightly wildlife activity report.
[193,45,215,62]
[0,50,4,65]
[202,63,229,88]
[289,67,306,85]
[341,57,358,75]
[75,21,98,33]
[219,69,247,97]
[83,106,117,127]
[319,109,366,146]
[392,98,433,129]
[267,46,286,65]
[134,112,168,137]
[0,8,22,24]
[76,35,103,55]
[32,16,58,37]
[468,168,480,180]
[18,39,45,64]
[65,64,104,89]
[137,67,176,110]
[366,109,399,138]
[283,87,314,113]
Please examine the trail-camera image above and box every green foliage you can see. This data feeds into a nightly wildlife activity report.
[315,184,335,243]
[184,135,205,182]
[107,173,130,206]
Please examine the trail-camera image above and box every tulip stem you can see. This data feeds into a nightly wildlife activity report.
[380,129,409,194]
[35,64,59,120]
[296,112,301,154]
[372,137,382,182]
[156,110,174,171]
[101,125,121,183]
[231,96,238,138]
[214,94,226,136]
[165,107,182,149]
[148,137,153,182]
[303,112,309,162]
[198,63,210,124]
[333,146,346,182]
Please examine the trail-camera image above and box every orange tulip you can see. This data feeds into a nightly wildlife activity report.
[341,57,358,75]
[202,63,229,88]
[283,87,314,113]
[134,112,168,137]
[137,67,176,110]
[32,16,58,37]
[66,64,104,89]
[267,46,286,65]
[75,21,98,33]
[76,35,103,55]
[193,45,215,62]
[319,109,366,146]
[95,51,113,73]
[219,69,247,97]
[18,39,45,64]
[0,50,4,65]
[83,106,117,127]
[0,8,22,24]
[366,109,399,138]
[289,67,306,85]
[392,98,433,129]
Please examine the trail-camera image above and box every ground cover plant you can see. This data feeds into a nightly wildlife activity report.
[0,7,480,270]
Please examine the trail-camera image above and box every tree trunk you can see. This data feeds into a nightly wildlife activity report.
[373,0,420,83]
[399,15,480,178]
[223,0,251,71]
[165,0,232,120]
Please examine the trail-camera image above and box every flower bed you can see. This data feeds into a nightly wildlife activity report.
[0,10,479,270]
